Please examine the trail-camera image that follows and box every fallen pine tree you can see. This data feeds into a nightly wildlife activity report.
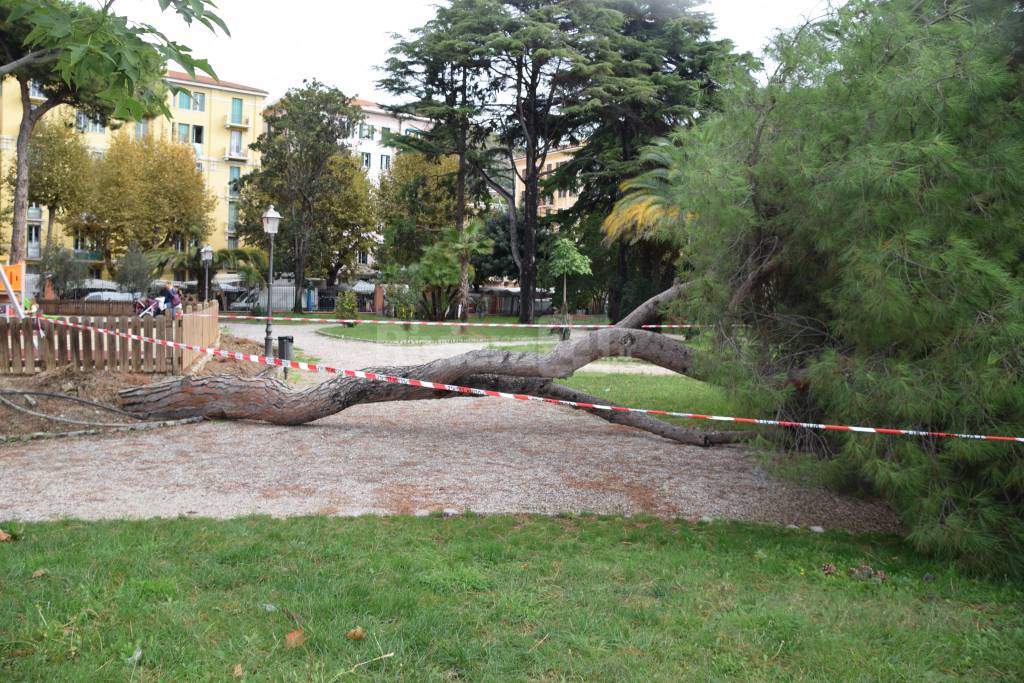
[119,284,746,446]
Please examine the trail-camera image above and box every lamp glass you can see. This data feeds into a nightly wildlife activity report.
[200,245,213,263]
[262,205,281,235]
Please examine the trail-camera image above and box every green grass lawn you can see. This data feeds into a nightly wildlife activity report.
[558,373,759,431]
[1,516,1020,680]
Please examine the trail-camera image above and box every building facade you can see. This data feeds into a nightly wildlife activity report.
[512,145,582,216]
[346,99,431,185]
[0,71,268,276]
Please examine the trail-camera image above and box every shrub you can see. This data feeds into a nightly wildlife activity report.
[334,290,357,323]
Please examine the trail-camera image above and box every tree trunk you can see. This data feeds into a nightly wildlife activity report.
[519,168,538,324]
[456,131,469,322]
[607,242,628,323]
[117,324,744,446]
[45,205,57,250]
[9,79,34,264]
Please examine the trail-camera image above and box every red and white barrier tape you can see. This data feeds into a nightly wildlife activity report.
[206,313,696,329]
[41,316,1024,444]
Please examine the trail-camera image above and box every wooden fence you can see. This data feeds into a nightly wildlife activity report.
[0,301,220,376]
[39,301,135,317]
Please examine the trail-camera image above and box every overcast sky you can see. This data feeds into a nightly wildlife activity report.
[112,0,839,103]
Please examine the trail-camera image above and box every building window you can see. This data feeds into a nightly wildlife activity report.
[228,236,239,250]
[404,127,420,136]
[73,232,92,251]
[135,119,150,139]
[380,154,391,171]
[357,250,369,265]
[359,124,376,140]
[229,166,241,196]
[75,110,104,133]
[177,91,191,109]
[229,130,244,157]
[361,152,372,169]
[231,98,243,124]
[381,126,392,144]
[28,80,45,99]
[177,123,190,144]
[227,202,238,231]
[192,125,204,145]
[192,92,205,112]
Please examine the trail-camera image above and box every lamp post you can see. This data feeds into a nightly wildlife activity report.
[262,205,281,357]
[200,244,213,303]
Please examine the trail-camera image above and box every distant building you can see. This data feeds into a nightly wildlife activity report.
[348,99,431,184]
[0,72,268,276]
[512,145,583,216]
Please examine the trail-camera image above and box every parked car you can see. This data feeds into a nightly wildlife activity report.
[83,291,139,302]
[228,289,261,312]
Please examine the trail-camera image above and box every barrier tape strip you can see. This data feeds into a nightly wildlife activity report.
[37,316,1023,443]
[207,313,696,329]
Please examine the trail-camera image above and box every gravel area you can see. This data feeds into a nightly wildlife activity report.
[222,322,676,375]
[0,396,899,533]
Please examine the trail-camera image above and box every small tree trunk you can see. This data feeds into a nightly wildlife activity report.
[456,141,469,322]
[44,205,57,249]
[608,243,628,323]
[9,79,34,264]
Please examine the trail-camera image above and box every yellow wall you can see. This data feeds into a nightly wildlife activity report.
[513,145,582,217]
[0,73,267,275]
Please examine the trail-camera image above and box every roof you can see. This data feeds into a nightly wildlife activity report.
[164,70,268,96]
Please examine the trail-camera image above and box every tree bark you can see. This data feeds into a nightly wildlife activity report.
[10,79,34,264]
[45,205,57,249]
[10,78,59,263]
[121,326,709,418]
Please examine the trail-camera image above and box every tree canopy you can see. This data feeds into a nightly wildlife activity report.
[3,113,90,247]
[1,0,226,263]
[65,132,215,271]
[242,80,364,309]
[607,0,1024,570]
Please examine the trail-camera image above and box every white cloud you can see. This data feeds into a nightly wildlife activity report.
[110,0,841,103]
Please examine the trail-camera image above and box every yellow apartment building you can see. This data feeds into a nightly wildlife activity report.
[512,145,582,217]
[0,71,268,278]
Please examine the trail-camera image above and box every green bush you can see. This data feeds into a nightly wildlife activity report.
[334,290,357,322]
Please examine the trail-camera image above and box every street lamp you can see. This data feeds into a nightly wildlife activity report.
[261,205,281,357]
[200,244,213,303]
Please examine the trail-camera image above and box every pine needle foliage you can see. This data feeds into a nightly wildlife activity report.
[609,0,1024,571]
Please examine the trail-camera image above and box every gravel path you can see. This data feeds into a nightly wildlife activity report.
[0,324,900,532]
[0,396,899,532]
[221,322,676,375]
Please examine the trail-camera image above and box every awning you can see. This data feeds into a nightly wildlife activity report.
[352,280,376,295]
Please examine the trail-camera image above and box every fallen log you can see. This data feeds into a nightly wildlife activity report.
[119,289,747,446]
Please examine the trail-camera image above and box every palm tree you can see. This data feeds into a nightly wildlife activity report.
[148,245,268,290]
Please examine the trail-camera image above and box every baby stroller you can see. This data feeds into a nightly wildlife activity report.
[134,295,167,318]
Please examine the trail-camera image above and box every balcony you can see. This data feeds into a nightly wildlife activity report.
[27,242,40,259]
[224,115,250,129]
[223,147,249,162]
[73,249,103,261]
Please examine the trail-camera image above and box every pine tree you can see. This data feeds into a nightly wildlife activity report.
[608,0,1024,571]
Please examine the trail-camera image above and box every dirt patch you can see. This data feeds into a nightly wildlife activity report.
[0,334,270,439]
